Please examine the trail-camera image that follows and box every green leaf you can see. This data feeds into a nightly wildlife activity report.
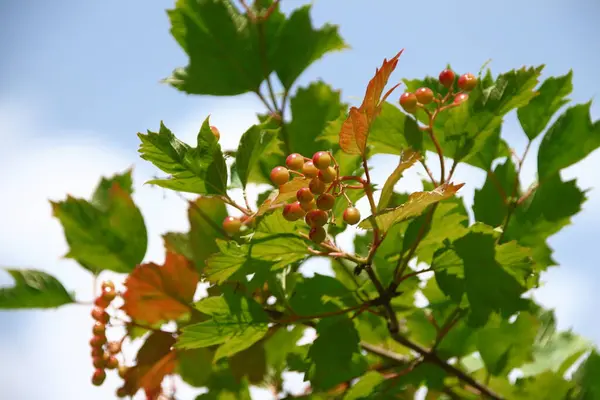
[0,269,74,309]
[359,182,464,232]
[229,341,267,384]
[473,158,518,227]
[176,348,214,387]
[476,312,539,375]
[521,330,590,377]
[163,232,194,260]
[343,371,385,400]
[235,124,278,188]
[517,71,573,140]
[271,5,346,89]
[264,326,305,374]
[51,171,147,274]
[188,196,228,271]
[377,149,421,210]
[138,119,227,195]
[573,350,600,399]
[512,371,574,400]
[286,81,347,156]
[537,102,600,179]
[306,316,368,390]
[177,293,270,362]
[289,273,357,315]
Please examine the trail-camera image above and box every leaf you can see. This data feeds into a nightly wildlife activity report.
[163,232,194,260]
[264,326,305,374]
[188,196,228,271]
[289,273,356,315]
[0,269,74,309]
[51,170,147,274]
[520,330,590,377]
[177,293,270,362]
[573,350,600,399]
[339,51,403,155]
[517,71,573,140]
[256,177,311,216]
[512,371,574,400]
[235,124,278,188]
[286,81,347,156]
[343,371,385,400]
[537,102,600,179]
[229,341,267,384]
[377,149,421,210]
[122,251,199,325]
[473,158,518,227]
[358,182,464,232]
[138,119,228,195]
[306,316,368,391]
[176,348,214,387]
[271,5,347,89]
[476,312,539,375]
[123,331,178,396]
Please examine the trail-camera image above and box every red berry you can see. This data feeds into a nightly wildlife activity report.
[283,202,305,221]
[309,178,326,195]
[399,92,418,113]
[300,199,317,212]
[343,207,361,225]
[118,365,129,379]
[94,296,110,308]
[92,322,106,336]
[222,216,242,235]
[312,151,332,170]
[316,194,335,211]
[106,355,119,369]
[439,69,455,88]
[116,387,129,398]
[286,153,305,170]
[210,126,220,141]
[457,73,477,91]
[101,280,115,292]
[305,210,328,227]
[415,87,434,105]
[107,341,121,355]
[90,334,107,348]
[309,226,327,243]
[91,307,109,324]
[270,166,290,186]
[92,368,106,386]
[296,187,314,203]
[91,347,103,358]
[318,166,337,183]
[302,161,319,178]
[102,288,116,303]
[92,356,105,369]
[454,93,469,104]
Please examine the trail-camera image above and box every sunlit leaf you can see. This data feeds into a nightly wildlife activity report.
[377,149,421,210]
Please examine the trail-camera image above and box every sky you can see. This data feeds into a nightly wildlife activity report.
[1,0,599,398]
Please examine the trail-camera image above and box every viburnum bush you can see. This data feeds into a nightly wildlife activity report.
[3,1,600,399]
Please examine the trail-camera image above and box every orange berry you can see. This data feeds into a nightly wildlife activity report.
[312,151,332,170]
[343,207,361,225]
[309,178,326,195]
[415,87,434,105]
[270,166,290,186]
[286,153,304,170]
[302,161,319,178]
[296,187,314,203]
[316,194,335,211]
[318,166,337,183]
[222,216,242,235]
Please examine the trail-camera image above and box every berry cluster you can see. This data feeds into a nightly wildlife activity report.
[89,281,130,397]
[399,69,477,113]
[271,151,361,244]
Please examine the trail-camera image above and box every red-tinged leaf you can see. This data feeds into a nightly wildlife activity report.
[122,252,199,325]
[339,107,369,155]
[360,50,404,122]
[256,177,311,216]
[359,182,465,232]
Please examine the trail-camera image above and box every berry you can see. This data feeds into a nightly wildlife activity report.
[222,216,242,235]
[415,87,434,105]
[300,199,317,212]
[318,166,337,183]
[270,166,290,186]
[91,347,103,358]
[92,322,106,336]
[94,296,110,308]
[107,341,121,355]
[457,73,477,91]
[454,93,469,104]
[102,288,117,302]
[305,210,328,227]
[91,307,109,324]
[302,161,319,178]
[118,365,129,379]
[106,355,119,369]
[210,126,220,141]
[92,356,105,369]
[309,178,326,195]
[400,92,418,113]
[316,194,335,211]
[343,207,361,225]
[439,69,455,88]
[90,334,107,348]
[116,387,129,398]
[296,187,314,203]
[101,280,115,292]
[312,151,331,170]
[283,202,305,221]
[92,369,106,386]
[309,226,327,243]
[286,153,305,170]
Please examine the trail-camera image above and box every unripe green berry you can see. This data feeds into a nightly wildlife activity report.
[343,207,361,225]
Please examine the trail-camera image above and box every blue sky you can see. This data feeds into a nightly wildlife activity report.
[1,0,599,398]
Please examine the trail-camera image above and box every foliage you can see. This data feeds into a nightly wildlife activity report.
[2,0,600,399]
